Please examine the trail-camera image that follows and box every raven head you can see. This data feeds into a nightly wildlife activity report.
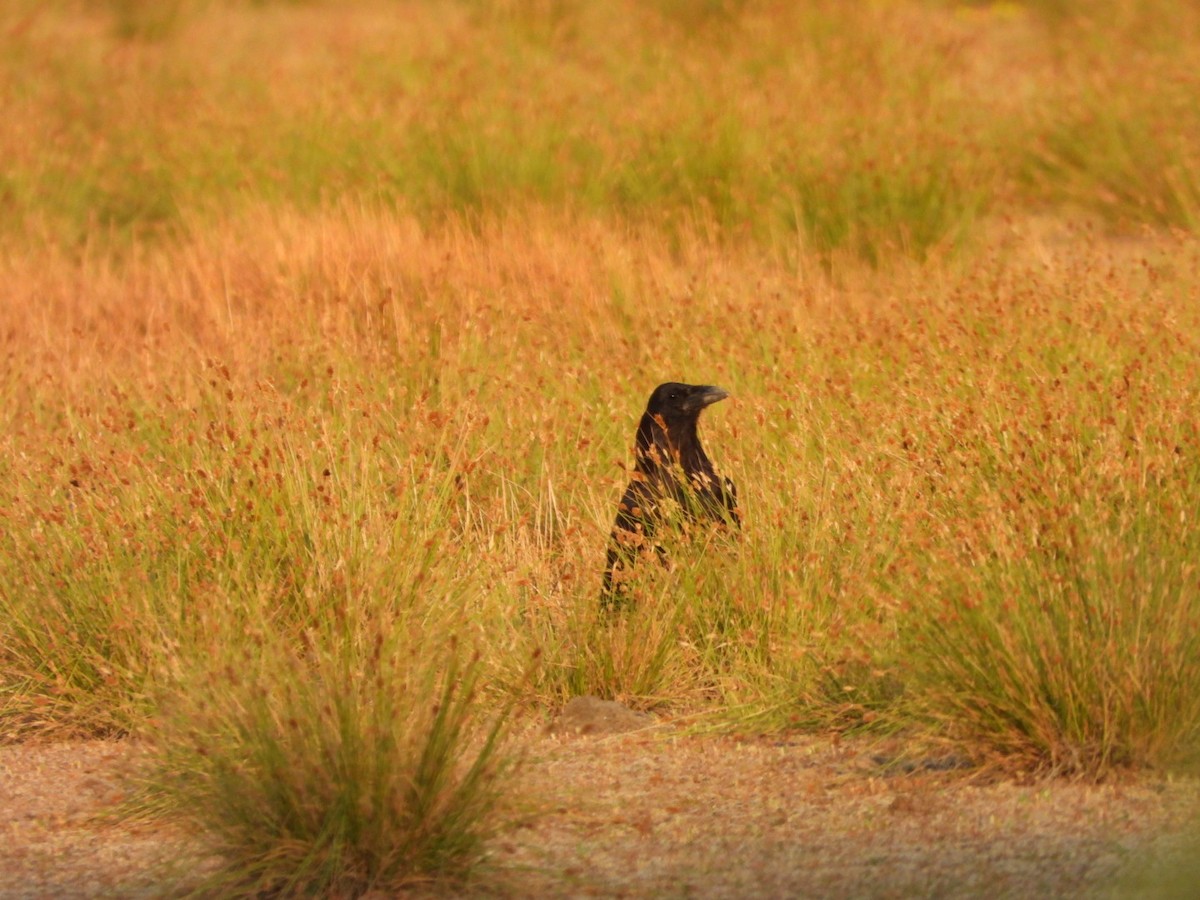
[645,382,729,426]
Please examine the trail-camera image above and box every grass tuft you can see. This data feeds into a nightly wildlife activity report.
[147,624,514,895]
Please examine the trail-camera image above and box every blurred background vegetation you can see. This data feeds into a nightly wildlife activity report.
[2,0,1199,258]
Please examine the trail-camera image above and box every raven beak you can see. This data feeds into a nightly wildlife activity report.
[686,385,730,412]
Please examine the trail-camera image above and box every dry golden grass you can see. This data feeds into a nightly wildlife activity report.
[4,205,1199,753]
[4,0,1197,254]
[4,185,1200,895]
[4,0,1200,891]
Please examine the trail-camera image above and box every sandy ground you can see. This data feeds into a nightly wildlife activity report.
[2,728,1198,899]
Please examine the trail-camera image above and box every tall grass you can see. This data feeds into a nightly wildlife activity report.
[886,269,1200,772]
[4,0,1200,888]
[6,206,1199,772]
[9,2,1200,254]
[1022,0,1200,232]
[0,326,529,885]
[0,1,1021,257]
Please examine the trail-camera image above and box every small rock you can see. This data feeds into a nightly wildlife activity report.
[548,696,655,736]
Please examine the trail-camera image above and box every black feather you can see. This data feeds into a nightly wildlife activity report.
[601,382,739,608]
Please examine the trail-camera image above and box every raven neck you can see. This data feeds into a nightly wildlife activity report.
[634,414,712,475]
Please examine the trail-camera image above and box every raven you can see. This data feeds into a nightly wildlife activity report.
[601,382,739,607]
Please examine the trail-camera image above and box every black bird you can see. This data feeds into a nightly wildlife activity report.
[601,382,739,607]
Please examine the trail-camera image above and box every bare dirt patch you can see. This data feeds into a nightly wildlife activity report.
[504,728,1200,897]
[1,732,1196,898]
[0,741,188,899]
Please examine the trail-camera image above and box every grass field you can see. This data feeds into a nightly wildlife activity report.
[3,0,1200,893]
